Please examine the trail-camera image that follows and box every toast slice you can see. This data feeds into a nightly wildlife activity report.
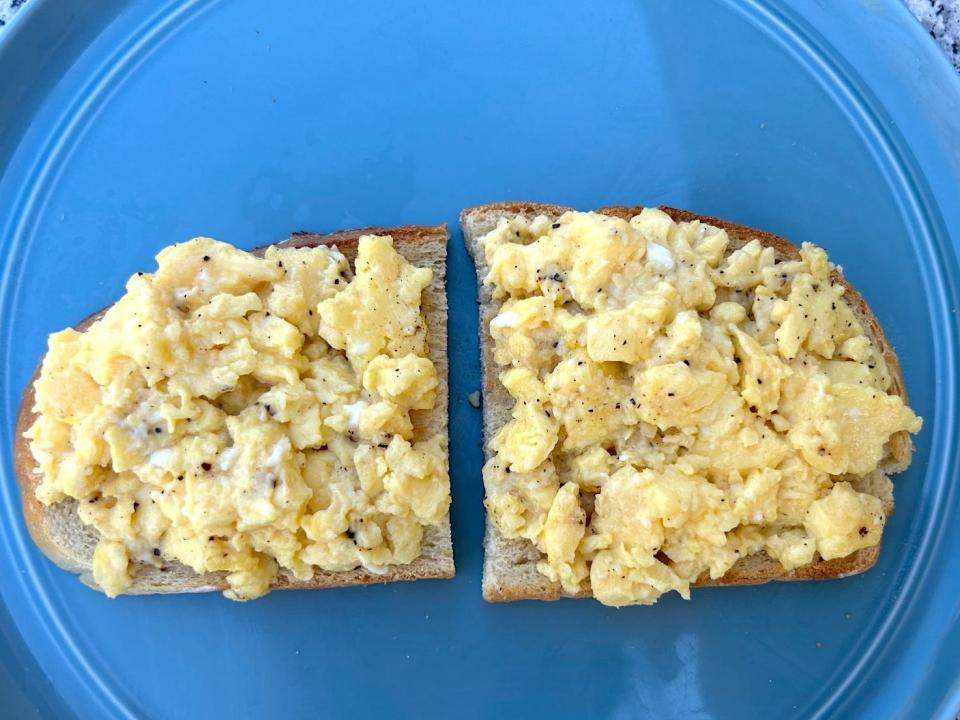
[462,201,914,602]
[14,224,454,595]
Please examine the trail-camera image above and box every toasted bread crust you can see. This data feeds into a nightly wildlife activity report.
[15,224,453,595]
[462,201,911,603]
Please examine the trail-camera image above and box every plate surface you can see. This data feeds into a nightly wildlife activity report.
[1,1,959,718]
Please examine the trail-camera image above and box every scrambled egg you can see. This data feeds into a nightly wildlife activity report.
[481,209,921,607]
[25,235,450,600]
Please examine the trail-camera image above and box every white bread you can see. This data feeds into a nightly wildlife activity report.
[14,224,454,595]
[461,201,913,602]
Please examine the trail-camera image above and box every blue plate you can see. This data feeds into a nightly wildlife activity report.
[1,1,959,717]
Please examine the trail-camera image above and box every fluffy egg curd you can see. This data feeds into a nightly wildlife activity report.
[25,235,450,600]
[480,209,921,607]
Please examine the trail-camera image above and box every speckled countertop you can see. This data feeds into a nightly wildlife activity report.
[0,0,25,30]
[906,0,960,67]
[1,0,959,70]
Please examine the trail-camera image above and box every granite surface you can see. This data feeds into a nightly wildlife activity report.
[0,0,25,30]
[906,0,960,68]
[0,0,959,71]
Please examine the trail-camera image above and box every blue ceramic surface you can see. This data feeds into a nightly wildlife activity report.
[1,1,958,718]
